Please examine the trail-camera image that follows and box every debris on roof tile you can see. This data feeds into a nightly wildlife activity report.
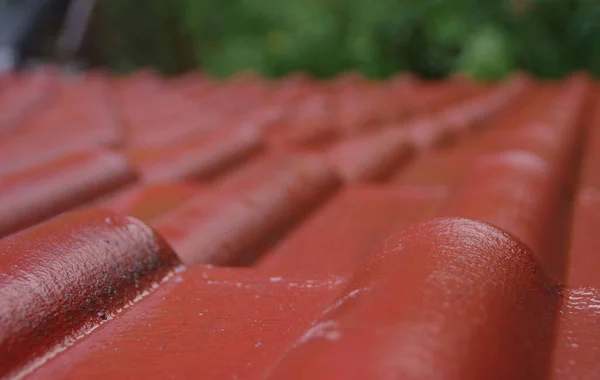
[27,266,344,380]
[0,208,180,378]
[0,69,598,379]
[266,218,561,380]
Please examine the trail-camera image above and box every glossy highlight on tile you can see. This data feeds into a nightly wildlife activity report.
[0,69,598,379]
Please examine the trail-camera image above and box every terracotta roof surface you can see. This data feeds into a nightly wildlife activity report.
[0,69,599,379]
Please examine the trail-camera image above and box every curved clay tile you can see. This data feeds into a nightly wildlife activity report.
[0,150,137,237]
[0,208,180,378]
[266,218,561,380]
[0,69,597,379]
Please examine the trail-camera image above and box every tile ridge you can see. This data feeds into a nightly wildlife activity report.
[265,217,561,379]
[0,208,181,378]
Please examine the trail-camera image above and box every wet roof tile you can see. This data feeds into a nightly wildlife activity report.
[565,94,600,289]
[0,69,55,133]
[153,154,340,266]
[258,185,445,275]
[28,266,344,380]
[127,126,263,183]
[325,129,411,182]
[105,182,205,222]
[266,218,561,380]
[0,69,598,379]
[0,149,136,237]
[0,208,179,378]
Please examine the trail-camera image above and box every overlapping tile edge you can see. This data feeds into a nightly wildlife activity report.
[0,69,598,379]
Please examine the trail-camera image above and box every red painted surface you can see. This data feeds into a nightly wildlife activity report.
[549,93,600,380]
[259,186,445,275]
[27,266,344,380]
[112,71,207,149]
[439,150,568,278]
[106,182,204,222]
[564,93,600,288]
[0,78,123,176]
[266,93,338,149]
[334,83,395,135]
[17,75,118,137]
[437,85,588,280]
[0,208,180,378]
[128,126,263,183]
[401,75,531,151]
[266,120,339,150]
[393,142,481,186]
[0,70,599,379]
[326,129,411,182]
[0,126,123,177]
[552,287,600,379]
[400,77,480,117]
[0,150,136,237]
[153,155,340,265]
[393,80,538,186]
[0,70,55,133]
[266,218,561,380]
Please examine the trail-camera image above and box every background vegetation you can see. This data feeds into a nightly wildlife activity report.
[89,0,600,79]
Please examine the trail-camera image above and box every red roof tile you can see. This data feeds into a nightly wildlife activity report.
[0,69,598,379]
[266,218,561,380]
[326,129,411,182]
[28,266,344,380]
[0,149,136,237]
[106,182,204,222]
[17,75,118,136]
[0,70,55,133]
[153,155,340,265]
[567,96,600,289]
[0,208,179,378]
[259,185,445,275]
[127,126,263,183]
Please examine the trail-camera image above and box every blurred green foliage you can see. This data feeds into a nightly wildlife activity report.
[92,0,600,79]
